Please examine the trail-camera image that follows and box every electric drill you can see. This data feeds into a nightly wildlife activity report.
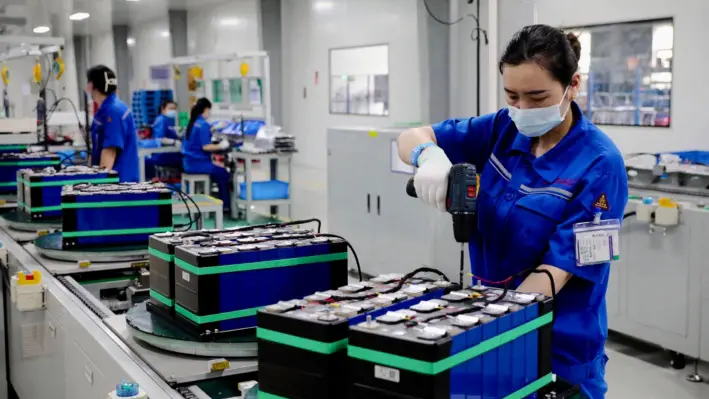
[406,163,478,285]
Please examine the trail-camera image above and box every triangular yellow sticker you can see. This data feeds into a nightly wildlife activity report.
[594,193,610,211]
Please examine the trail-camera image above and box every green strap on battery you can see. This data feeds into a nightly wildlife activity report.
[62,199,173,209]
[150,289,174,307]
[148,247,173,262]
[19,202,61,212]
[62,226,171,238]
[0,160,60,166]
[256,373,554,399]
[175,304,261,324]
[348,312,553,375]
[22,177,119,187]
[0,181,17,187]
[257,328,348,355]
[174,252,348,276]
[0,145,28,150]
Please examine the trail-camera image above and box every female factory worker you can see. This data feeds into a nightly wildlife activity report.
[398,25,628,398]
[182,98,231,209]
[87,65,139,182]
[145,100,181,179]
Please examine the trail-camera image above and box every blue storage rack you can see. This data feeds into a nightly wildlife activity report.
[131,90,174,128]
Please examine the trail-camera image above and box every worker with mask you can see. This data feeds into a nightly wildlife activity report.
[86,65,139,182]
[182,98,231,211]
[397,25,628,398]
[145,100,181,180]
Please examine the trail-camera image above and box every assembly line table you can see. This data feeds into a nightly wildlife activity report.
[171,193,224,230]
[138,145,181,182]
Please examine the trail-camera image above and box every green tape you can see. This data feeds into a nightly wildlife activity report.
[348,312,553,375]
[62,199,173,209]
[23,177,119,187]
[175,304,260,324]
[22,204,62,212]
[175,252,348,276]
[0,181,17,187]
[0,160,59,166]
[0,145,28,150]
[257,328,348,355]
[149,247,173,262]
[62,226,171,238]
[503,373,554,399]
[258,392,288,399]
[150,289,174,307]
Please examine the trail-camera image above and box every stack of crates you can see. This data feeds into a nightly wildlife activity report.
[146,226,349,340]
[61,182,173,249]
[131,90,174,128]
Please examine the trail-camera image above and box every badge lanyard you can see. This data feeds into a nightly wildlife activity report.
[573,212,621,267]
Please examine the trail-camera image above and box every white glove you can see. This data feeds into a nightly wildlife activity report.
[218,139,230,150]
[413,146,452,212]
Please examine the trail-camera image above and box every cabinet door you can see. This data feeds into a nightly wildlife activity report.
[368,136,436,275]
[327,130,378,275]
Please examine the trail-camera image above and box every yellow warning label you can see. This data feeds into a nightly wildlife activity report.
[209,359,230,372]
[593,193,610,211]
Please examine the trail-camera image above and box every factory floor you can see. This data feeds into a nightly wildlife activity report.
[225,163,709,398]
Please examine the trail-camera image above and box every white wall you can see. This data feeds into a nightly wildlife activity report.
[281,0,423,171]
[90,31,116,71]
[128,18,173,93]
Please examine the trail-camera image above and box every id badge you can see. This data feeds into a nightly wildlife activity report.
[573,215,621,266]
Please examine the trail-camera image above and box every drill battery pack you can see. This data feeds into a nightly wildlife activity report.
[347,287,554,399]
[61,182,173,250]
[168,229,349,339]
[17,166,118,219]
[256,274,457,399]
[0,152,61,194]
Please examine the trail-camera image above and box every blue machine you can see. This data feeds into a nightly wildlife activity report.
[61,182,173,249]
[157,228,349,339]
[0,152,61,194]
[17,166,119,219]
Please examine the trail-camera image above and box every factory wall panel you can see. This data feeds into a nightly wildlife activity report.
[127,18,173,94]
[89,31,116,72]
[186,0,262,78]
[281,0,423,171]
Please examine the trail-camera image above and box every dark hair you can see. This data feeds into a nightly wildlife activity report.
[499,25,581,86]
[158,99,177,114]
[86,65,118,95]
[186,98,212,140]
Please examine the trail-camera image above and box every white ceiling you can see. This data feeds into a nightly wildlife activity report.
[0,0,237,35]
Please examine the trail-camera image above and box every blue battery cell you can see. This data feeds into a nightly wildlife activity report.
[0,152,60,194]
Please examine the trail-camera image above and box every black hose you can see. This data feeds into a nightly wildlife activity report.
[623,211,636,220]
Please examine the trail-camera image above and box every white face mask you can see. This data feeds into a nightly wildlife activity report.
[507,86,571,138]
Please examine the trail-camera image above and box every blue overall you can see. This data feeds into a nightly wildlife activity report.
[432,102,628,399]
[90,93,140,182]
[182,116,230,209]
[145,114,182,180]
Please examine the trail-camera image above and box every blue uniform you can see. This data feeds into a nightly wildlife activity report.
[432,102,628,399]
[91,93,140,182]
[145,114,182,179]
[182,116,230,209]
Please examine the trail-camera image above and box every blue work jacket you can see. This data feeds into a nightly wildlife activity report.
[152,114,178,140]
[181,116,213,174]
[432,102,628,398]
[90,93,140,182]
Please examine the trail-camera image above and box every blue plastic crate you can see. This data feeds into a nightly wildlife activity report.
[239,180,289,200]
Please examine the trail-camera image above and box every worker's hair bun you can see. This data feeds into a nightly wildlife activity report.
[566,32,582,62]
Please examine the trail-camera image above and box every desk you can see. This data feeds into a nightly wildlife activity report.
[172,193,223,230]
[138,146,181,182]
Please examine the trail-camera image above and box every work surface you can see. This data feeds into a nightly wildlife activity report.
[103,314,257,385]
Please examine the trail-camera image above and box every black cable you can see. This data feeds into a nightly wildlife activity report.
[530,269,556,323]
[317,233,362,281]
[277,218,322,233]
[171,190,194,231]
[330,267,451,301]
[422,0,487,116]
[623,211,636,220]
[168,186,202,231]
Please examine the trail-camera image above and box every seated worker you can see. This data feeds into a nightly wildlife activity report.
[86,65,139,182]
[145,100,182,180]
[182,98,231,210]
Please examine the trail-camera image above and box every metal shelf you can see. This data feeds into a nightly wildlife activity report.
[230,151,292,222]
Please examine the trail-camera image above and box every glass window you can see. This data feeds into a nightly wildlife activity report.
[329,44,389,116]
[567,19,673,127]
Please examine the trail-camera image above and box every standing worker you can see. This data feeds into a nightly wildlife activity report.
[145,100,182,180]
[86,65,139,182]
[181,98,231,210]
[397,25,628,398]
